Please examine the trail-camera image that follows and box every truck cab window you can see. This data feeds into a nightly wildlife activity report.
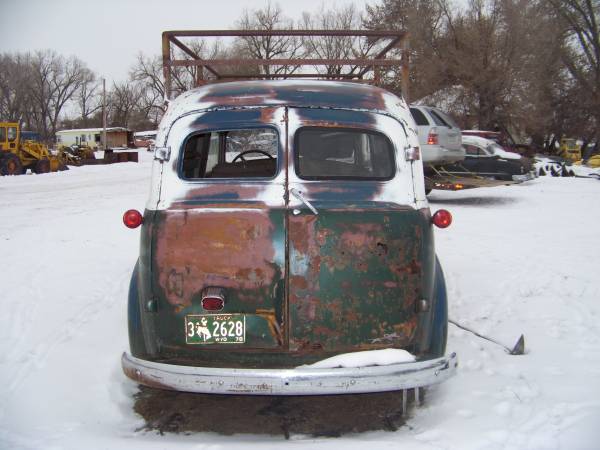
[182,128,278,179]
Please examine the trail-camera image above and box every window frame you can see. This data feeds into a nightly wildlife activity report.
[293,126,396,181]
[409,107,430,126]
[7,126,17,142]
[178,125,281,182]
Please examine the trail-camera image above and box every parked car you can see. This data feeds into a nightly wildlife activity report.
[445,135,535,182]
[461,129,534,157]
[409,105,464,165]
[462,135,522,160]
[121,80,457,395]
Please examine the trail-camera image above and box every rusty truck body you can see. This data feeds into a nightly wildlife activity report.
[121,79,456,395]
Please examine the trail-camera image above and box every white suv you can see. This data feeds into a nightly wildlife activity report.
[409,105,464,165]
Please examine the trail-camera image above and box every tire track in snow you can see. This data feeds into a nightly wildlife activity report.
[2,268,131,401]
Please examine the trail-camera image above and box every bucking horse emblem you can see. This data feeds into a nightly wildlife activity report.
[195,317,212,341]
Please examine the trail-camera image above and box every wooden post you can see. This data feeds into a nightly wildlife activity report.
[102,78,107,151]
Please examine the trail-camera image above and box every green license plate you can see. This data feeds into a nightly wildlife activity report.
[185,314,246,344]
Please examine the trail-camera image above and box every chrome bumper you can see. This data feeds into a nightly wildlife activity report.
[122,352,458,395]
[512,172,535,182]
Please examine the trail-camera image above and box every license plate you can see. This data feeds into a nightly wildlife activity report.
[185,314,246,344]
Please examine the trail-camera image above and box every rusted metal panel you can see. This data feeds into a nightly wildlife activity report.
[150,204,286,351]
[288,208,427,352]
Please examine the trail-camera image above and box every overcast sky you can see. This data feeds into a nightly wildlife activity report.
[1,0,372,84]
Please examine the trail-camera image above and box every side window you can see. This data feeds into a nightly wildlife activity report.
[295,128,395,180]
[464,144,479,156]
[409,108,430,126]
[7,127,17,141]
[181,128,278,179]
[0,127,6,142]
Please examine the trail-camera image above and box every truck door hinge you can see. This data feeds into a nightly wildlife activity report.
[154,146,171,162]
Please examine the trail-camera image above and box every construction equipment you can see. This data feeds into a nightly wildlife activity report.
[558,138,581,162]
[56,144,138,166]
[0,122,65,175]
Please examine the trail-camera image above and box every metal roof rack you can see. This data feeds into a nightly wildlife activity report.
[161,29,410,101]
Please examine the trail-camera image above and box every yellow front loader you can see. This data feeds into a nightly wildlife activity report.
[0,122,66,176]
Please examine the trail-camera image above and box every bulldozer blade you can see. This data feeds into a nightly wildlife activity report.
[509,334,525,355]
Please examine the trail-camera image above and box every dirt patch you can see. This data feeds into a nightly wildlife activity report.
[134,386,422,438]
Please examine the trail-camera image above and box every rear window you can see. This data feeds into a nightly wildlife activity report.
[181,128,278,179]
[410,108,430,126]
[295,128,395,180]
[428,109,451,127]
[434,110,459,128]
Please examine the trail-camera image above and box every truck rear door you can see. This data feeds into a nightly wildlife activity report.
[286,108,428,354]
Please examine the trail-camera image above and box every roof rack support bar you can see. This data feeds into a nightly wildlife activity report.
[162,33,172,102]
[169,35,221,80]
[357,35,404,79]
[401,37,410,103]
[170,58,403,67]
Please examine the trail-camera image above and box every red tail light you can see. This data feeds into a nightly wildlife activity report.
[202,297,224,311]
[432,209,452,228]
[123,209,143,228]
[427,130,439,145]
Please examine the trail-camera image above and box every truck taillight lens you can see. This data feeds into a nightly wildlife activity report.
[202,297,224,311]
[123,209,143,228]
[427,128,439,145]
[432,209,452,228]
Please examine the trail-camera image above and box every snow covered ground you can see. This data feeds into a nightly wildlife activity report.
[1,154,599,449]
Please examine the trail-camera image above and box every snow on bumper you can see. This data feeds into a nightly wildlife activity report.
[121,352,458,395]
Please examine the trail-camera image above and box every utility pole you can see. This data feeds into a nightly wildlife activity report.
[102,78,107,151]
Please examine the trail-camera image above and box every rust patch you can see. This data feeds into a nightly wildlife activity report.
[390,259,421,276]
[260,107,276,123]
[123,364,175,392]
[296,298,319,321]
[255,309,283,346]
[155,209,279,307]
[167,270,184,298]
[291,276,308,290]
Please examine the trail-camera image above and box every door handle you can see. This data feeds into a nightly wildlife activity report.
[290,188,318,215]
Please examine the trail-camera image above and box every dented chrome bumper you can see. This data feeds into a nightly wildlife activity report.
[121,352,458,395]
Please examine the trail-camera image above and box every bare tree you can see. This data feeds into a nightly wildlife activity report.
[235,2,303,76]
[300,5,369,76]
[547,0,600,145]
[76,69,101,127]
[108,81,141,127]
[26,50,88,142]
[364,0,447,97]
[0,53,31,123]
